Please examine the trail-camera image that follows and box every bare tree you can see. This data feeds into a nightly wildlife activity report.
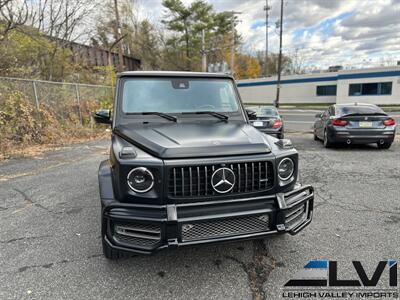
[21,0,96,79]
[0,0,29,42]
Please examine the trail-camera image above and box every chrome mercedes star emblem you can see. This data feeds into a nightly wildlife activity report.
[211,167,236,193]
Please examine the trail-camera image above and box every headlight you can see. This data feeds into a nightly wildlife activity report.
[278,158,294,181]
[127,167,154,193]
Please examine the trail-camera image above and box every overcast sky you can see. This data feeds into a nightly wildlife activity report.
[136,0,400,70]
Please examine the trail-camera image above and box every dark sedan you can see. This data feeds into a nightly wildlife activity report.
[247,106,284,139]
[314,103,396,149]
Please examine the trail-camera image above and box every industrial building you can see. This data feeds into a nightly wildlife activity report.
[237,66,400,105]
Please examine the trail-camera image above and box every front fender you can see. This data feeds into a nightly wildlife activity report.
[98,160,115,201]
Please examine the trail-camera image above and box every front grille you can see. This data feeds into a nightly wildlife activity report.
[112,222,161,248]
[169,161,273,198]
[285,203,308,230]
[181,214,270,242]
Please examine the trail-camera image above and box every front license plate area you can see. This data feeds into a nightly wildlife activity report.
[359,121,373,128]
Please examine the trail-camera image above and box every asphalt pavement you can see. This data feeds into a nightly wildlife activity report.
[0,134,399,299]
[279,109,400,133]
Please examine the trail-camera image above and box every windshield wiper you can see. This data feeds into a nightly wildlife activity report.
[182,111,229,121]
[129,112,177,122]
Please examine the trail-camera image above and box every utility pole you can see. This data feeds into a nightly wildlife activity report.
[201,29,207,72]
[275,0,284,108]
[113,0,124,72]
[264,0,270,77]
[230,11,242,76]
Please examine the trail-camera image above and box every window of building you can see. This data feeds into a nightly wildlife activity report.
[316,85,337,96]
[348,82,392,96]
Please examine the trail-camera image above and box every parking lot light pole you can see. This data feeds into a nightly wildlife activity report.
[275,0,284,108]
[230,11,242,76]
[264,0,271,77]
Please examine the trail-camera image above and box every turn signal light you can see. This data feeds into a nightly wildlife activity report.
[332,119,348,126]
[272,119,283,128]
[383,118,396,126]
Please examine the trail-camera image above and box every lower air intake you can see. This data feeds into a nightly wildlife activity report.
[181,214,270,242]
[285,203,308,230]
[113,222,161,248]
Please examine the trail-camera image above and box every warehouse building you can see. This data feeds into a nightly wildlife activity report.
[237,66,400,105]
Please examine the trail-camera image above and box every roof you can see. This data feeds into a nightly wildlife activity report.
[118,71,233,79]
[335,102,378,107]
[237,65,400,87]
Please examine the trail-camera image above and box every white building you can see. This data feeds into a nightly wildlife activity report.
[237,66,400,105]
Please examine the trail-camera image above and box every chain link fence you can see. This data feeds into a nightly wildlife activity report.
[0,76,113,126]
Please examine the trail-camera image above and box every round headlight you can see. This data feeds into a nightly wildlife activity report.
[127,167,154,193]
[278,158,294,181]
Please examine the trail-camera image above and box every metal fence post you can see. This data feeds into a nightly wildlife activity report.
[32,81,40,111]
[75,84,83,125]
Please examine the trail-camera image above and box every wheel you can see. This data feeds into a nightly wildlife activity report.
[102,237,124,260]
[277,133,284,139]
[323,129,333,148]
[313,131,319,141]
[377,142,392,149]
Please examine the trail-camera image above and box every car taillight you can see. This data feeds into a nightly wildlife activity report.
[272,119,283,128]
[332,119,348,126]
[383,118,396,126]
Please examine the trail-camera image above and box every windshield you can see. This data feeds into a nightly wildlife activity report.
[122,78,239,114]
[249,106,278,116]
[337,105,385,116]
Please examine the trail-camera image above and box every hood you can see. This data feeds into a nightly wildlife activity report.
[115,122,271,159]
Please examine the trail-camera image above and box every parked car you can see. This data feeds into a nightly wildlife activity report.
[93,71,314,259]
[313,103,396,149]
[247,106,284,139]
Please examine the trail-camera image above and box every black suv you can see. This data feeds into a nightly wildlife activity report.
[94,71,314,259]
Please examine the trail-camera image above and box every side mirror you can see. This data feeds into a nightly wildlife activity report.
[315,113,322,118]
[93,109,111,124]
[246,109,257,120]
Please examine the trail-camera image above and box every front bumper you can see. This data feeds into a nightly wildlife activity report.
[102,185,314,255]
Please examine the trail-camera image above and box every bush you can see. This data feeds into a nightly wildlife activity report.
[0,91,106,158]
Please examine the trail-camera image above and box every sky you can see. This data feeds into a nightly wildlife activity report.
[136,0,400,70]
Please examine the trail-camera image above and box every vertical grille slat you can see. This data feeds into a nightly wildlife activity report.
[230,164,234,193]
[181,167,184,196]
[264,161,268,188]
[251,162,255,191]
[197,166,200,196]
[205,166,208,195]
[169,161,273,198]
[173,168,177,196]
[238,163,241,192]
[245,163,248,191]
[189,167,193,196]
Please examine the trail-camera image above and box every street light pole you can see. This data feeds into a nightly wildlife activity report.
[230,11,242,76]
[264,0,270,77]
[275,0,284,108]
[201,29,207,72]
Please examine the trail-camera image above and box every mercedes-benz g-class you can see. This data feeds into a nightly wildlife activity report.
[94,71,314,259]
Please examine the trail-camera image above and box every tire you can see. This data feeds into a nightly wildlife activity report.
[323,129,333,148]
[377,142,392,149]
[277,133,284,139]
[313,131,319,141]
